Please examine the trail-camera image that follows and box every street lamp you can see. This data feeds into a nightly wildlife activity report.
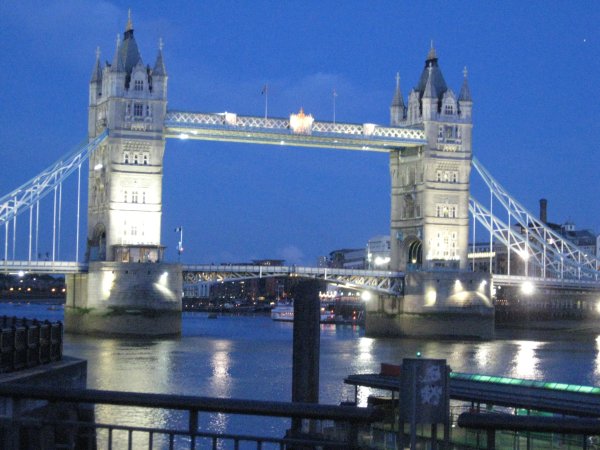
[175,227,183,262]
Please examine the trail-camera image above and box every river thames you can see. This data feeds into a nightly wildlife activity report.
[3,302,600,446]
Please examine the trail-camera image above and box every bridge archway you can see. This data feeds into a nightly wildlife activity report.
[87,223,107,261]
[405,238,422,270]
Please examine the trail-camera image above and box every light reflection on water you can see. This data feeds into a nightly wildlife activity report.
[3,304,600,442]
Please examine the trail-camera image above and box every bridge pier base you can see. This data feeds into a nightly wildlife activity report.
[365,271,494,339]
[65,262,182,337]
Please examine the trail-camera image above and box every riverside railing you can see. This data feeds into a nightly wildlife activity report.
[0,384,382,449]
[0,316,62,373]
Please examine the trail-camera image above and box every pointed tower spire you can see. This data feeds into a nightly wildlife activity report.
[111,33,124,72]
[423,66,437,99]
[458,66,472,102]
[427,40,437,61]
[126,9,133,32]
[90,46,102,83]
[153,37,167,76]
[391,72,405,108]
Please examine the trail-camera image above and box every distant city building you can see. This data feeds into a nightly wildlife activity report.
[328,248,366,269]
[366,235,391,269]
[316,256,329,268]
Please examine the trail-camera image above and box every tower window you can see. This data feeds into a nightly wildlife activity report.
[133,153,139,165]
[134,103,143,117]
[123,152,130,164]
[132,191,138,203]
[444,104,454,115]
[143,153,149,165]
[134,80,143,91]
[142,192,146,204]
[123,191,128,203]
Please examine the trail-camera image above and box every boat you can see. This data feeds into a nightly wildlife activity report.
[270,304,294,322]
[270,302,335,322]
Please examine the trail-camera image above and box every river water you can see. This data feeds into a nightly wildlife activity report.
[2,302,600,446]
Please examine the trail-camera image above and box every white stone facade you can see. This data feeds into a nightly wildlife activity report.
[87,23,167,262]
[389,47,472,271]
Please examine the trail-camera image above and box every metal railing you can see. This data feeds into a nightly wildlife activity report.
[0,384,381,449]
[0,316,62,373]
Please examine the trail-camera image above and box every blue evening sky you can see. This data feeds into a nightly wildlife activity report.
[0,1,599,265]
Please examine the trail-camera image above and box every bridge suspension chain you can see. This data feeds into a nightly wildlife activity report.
[471,157,599,281]
[0,130,108,264]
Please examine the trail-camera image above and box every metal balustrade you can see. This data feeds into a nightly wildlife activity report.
[0,384,380,449]
[0,317,62,373]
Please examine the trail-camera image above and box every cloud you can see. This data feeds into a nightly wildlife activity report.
[278,245,304,265]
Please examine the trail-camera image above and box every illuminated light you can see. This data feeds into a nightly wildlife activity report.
[51,288,56,292]
[416,351,422,358]
[424,288,437,306]
[519,250,530,261]
[159,271,169,286]
[521,281,535,295]
[9,287,13,291]
[94,163,103,171]
[27,288,31,292]
[374,256,391,266]
[17,271,24,278]
[280,140,285,145]
[361,291,372,302]
[179,133,189,140]
[289,108,314,134]
[191,130,198,135]
[102,271,116,299]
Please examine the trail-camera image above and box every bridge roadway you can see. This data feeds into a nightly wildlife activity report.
[164,111,427,152]
[3,260,600,294]
[0,261,404,295]
[182,264,404,295]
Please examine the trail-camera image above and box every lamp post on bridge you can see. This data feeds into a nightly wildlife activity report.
[175,227,183,262]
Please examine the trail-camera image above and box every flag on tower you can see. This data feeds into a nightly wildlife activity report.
[261,84,268,95]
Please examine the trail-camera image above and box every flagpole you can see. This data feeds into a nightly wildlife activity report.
[264,84,268,119]
[333,89,337,124]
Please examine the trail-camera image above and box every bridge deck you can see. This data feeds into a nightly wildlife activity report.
[164,111,426,152]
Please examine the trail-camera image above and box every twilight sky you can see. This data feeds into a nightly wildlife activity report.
[1,1,599,265]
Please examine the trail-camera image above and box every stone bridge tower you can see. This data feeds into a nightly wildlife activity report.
[389,45,472,272]
[65,13,182,336]
[87,13,167,262]
[365,45,493,339]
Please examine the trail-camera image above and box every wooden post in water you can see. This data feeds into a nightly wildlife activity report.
[291,279,321,434]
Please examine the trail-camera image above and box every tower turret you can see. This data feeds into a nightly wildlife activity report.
[390,72,406,126]
[458,66,473,120]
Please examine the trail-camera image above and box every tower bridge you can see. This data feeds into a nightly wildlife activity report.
[1,15,599,337]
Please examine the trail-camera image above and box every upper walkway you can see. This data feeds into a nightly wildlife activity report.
[164,111,426,152]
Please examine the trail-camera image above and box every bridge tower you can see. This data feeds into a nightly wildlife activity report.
[366,45,493,338]
[65,14,182,336]
[389,45,472,272]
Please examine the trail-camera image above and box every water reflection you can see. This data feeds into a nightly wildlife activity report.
[5,304,600,443]
[510,341,541,379]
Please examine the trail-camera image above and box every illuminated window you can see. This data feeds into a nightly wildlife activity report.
[134,103,143,117]
[134,80,143,91]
